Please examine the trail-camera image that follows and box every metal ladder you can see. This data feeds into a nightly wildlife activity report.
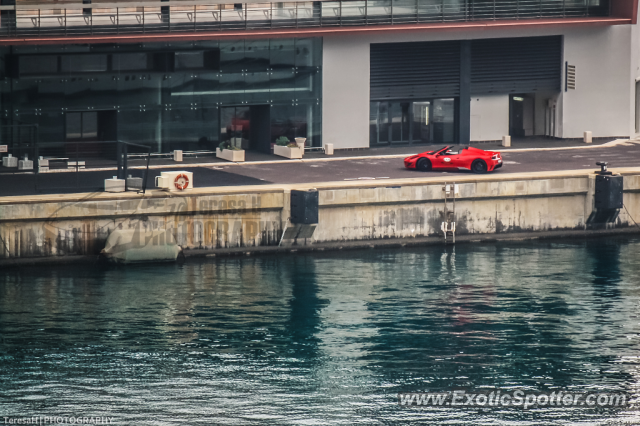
[441,183,457,243]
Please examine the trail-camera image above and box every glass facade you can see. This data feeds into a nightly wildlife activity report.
[0,38,322,155]
[370,99,456,146]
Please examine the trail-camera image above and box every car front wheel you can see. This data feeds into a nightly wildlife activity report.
[471,159,488,174]
[416,158,432,172]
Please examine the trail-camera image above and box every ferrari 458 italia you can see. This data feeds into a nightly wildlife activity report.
[404,146,502,174]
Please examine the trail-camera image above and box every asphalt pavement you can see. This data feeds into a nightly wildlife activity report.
[1,139,639,197]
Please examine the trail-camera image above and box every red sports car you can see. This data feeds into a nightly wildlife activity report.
[404,146,502,173]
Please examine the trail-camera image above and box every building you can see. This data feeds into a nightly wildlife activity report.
[0,0,637,158]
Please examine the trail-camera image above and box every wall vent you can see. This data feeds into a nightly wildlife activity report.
[565,63,576,90]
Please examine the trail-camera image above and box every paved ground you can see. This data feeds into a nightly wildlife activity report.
[1,138,638,197]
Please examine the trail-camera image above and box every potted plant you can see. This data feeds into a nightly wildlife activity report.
[273,137,303,159]
[216,141,245,162]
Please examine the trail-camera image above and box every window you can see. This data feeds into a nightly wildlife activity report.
[66,112,98,140]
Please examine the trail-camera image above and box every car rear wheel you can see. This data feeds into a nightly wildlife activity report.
[416,158,432,172]
[471,159,488,174]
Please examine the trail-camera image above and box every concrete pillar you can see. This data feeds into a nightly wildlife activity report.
[584,174,596,229]
[502,135,511,147]
[584,131,592,143]
[458,41,471,145]
[324,143,334,155]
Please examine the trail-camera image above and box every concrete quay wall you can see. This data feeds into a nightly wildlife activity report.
[1,169,640,261]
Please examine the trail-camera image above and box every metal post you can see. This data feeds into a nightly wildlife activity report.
[34,125,39,193]
[365,0,368,24]
[75,141,79,189]
[116,141,122,179]
[141,147,151,194]
[458,41,471,145]
[122,143,128,184]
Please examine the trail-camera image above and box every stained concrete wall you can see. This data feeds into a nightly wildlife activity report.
[2,170,640,261]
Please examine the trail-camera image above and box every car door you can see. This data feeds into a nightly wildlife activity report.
[436,149,458,169]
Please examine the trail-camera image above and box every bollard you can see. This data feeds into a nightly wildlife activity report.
[173,150,183,162]
[584,131,592,144]
[501,136,511,147]
[324,143,334,155]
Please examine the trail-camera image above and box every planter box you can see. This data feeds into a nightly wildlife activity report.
[295,137,306,150]
[274,145,303,159]
[216,148,245,162]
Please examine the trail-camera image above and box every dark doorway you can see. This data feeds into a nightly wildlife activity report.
[220,105,271,154]
[65,110,117,157]
[509,95,525,137]
[250,105,271,154]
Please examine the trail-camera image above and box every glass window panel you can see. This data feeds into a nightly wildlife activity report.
[66,112,82,139]
[270,39,295,69]
[370,102,379,145]
[378,102,389,143]
[220,41,245,73]
[19,55,58,76]
[269,69,295,102]
[218,72,245,104]
[244,40,270,72]
[175,51,204,70]
[433,98,455,143]
[113,53,149,71]
[61,54,108,73]
[82,111,98,139]
[412,101,431,143]
[244,71,270,103]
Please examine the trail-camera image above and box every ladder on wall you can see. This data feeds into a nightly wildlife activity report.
[441,183,458,244]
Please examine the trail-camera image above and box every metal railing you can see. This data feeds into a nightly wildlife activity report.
[0,0,609,38]
[0,138,151,195]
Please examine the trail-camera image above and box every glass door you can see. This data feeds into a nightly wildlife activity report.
[390,102,410,144]
[412,101,431,144]
[220,106,250,149]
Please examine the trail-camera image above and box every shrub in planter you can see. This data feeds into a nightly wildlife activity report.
[276,136,290,146]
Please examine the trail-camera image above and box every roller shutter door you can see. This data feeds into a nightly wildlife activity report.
[370,36,561,99]
[470,36,562,94]
[370,40,461,100]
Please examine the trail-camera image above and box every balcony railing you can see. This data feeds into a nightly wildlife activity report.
[0,0,610,38]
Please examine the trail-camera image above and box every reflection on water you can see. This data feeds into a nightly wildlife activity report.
[2,238,640,424]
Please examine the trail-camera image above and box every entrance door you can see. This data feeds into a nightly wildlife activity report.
[221,106,250,150]
[65,110,117,157]
[412,101,431,144]
[220,105,271,154]
[509,95,525,137]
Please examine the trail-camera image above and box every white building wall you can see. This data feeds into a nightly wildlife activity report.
[632,6,640,136]
[322,24,635,149]
[470,95,509,141]
[322,36,370,149]
[562,27,633,138]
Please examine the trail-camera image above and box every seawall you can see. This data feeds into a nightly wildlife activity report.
[2,168,640,264]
